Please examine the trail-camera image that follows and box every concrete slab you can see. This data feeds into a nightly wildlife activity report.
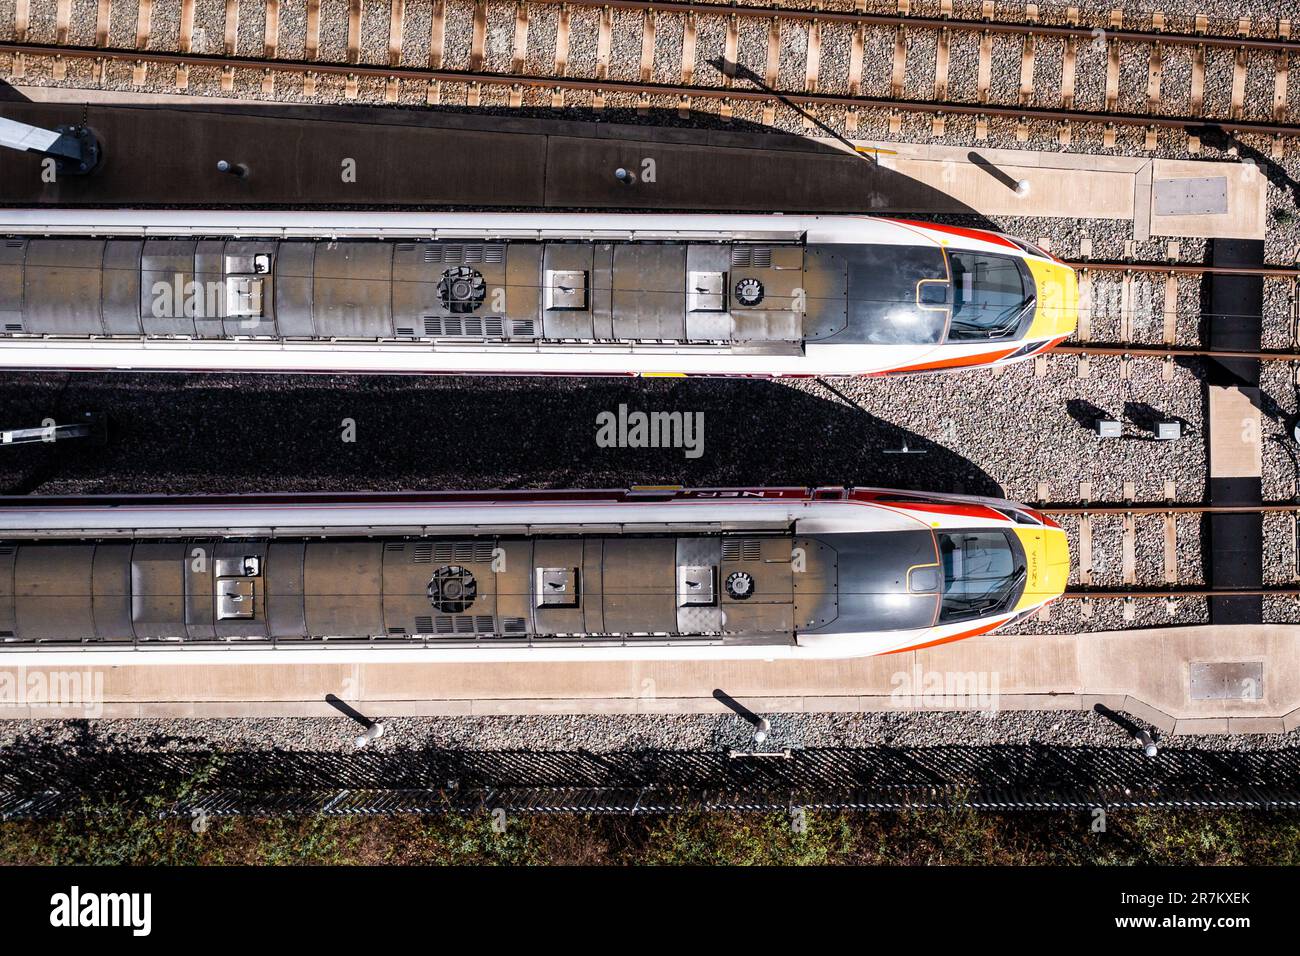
[1209,386,1263,480]
[5,625,1300,733]
[1119,696,1178,735]
[1080,694,1129,712]
[1150,158,1267,241]
[1227,716,1287,734]
[1079,628,1300,721]
[1133,159,1154,241]
[870,143,1135,221]
[858,141,1265,239]
[1173,717,1230,735]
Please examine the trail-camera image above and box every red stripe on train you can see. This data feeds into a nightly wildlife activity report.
[882,218,1020,249]
[882,618,1007,654]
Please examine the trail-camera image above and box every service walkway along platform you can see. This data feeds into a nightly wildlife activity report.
[856,139,1267,241]
[3,625,1299,735]
[0,93,1269,240]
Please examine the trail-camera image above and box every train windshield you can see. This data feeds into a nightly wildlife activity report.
[835,245,950,345]
[937,531,1026,622]
[945,251,1035,341]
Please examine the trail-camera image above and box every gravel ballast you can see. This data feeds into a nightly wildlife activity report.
[5,709,1298,754]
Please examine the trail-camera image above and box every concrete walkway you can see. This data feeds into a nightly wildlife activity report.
[5,87,1268,240]
[852,139,1267,241]
[2,625,1297,734]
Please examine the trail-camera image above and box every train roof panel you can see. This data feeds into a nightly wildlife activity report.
[818,244,950,345]
[803,531,941,634]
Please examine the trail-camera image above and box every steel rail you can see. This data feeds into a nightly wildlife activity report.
[539,0,1300,53]
[4,42,1300,139]
[1064,588,1300,598]
[1052,344,1300,361]
[1041,505,1295,601]
[1039,503,1300,514]
[1066,261,1300,278]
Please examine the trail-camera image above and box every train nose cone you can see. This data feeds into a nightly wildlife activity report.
[1024,259,1079,340]
[1010,525,1071,610]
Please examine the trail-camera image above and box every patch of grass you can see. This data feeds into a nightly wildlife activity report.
[0,759,226,866]
[4,799,1300,865]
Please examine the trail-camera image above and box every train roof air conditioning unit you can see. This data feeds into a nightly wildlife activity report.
[428,565,479,614]
[438,267,486,314]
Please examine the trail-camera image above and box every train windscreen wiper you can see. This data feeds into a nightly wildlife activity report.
[947,296,1035,339]
[985,296,1036,337]
[945,565,1027,619]
[997,566,1028,612]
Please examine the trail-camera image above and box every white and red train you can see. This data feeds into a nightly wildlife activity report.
[0,486,1069,664]
[0,210,1078,377]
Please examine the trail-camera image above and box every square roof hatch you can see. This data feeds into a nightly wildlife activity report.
[688,271,727,312]
[545,270,588,311]
[217,578,255,620]
[535,567,579,607]
[224,275,264,318]
[677,565,717,606]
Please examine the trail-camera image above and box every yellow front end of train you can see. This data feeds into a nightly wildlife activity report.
[1024,257,1080,341]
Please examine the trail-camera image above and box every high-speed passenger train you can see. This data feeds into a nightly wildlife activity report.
[0,487,1070,664]
[0,210,1078,377]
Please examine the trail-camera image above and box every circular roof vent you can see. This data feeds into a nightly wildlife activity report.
[438,267,486,314]
[734,277,764,308]
[428,565,478,613]
[725,571,755,600]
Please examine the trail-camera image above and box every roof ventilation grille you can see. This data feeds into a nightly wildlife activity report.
[723,538,763,561]
[731,246,771,268]
[431,541,495,563]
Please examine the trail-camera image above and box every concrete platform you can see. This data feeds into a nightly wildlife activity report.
[1,88,1267,239]
[4,625,1300,735]
[862,141,1266,240]
[0,95,982,215]
[1208,386,1264,480]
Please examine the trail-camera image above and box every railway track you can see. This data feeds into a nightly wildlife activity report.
[1004,259,1300,365]
[5,1,1300,147]
[1029,503,1300,617]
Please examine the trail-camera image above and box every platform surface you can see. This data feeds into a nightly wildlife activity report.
[0,94,976,215]
[2,87,1268,239]
[1208,386,1264,480]
[863,140,1266,240]
[3,625,1299,735]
